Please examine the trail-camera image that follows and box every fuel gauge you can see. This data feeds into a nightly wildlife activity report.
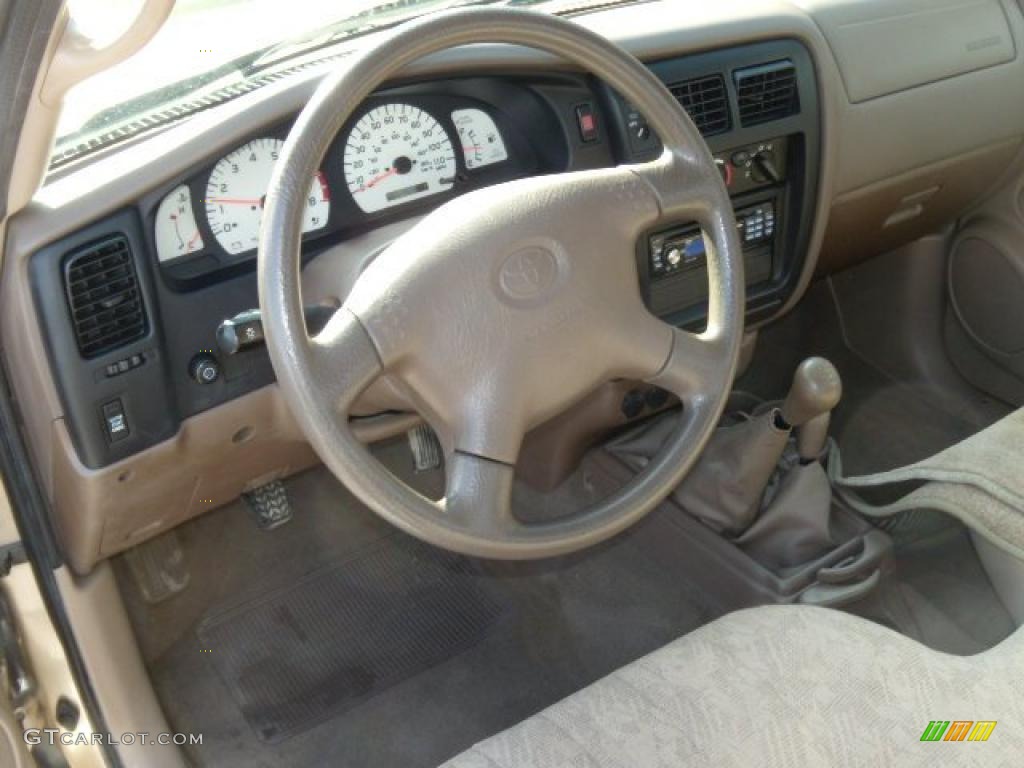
[452,108,508,170]
[155,184,204,262]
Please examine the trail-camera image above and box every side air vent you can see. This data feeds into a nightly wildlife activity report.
[64,235,147,358]
[668,74,731,137]
[734,60,800,126]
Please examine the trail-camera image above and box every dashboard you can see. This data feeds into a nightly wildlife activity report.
[150,84,551,284]
[28,43,820,474]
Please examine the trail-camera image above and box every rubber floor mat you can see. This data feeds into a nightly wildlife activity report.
[197,538,508,743]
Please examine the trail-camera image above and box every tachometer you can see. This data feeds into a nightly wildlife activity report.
[452,108,508,169]
[205,137,330,255]
[343,104,456,213]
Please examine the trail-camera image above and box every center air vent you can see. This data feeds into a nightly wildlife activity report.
[734,60,800,126]
[64,235,147,358]
[668,74,730,137]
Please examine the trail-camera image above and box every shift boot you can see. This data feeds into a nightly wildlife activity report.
[736,458,835,568]
[671,412,789,534]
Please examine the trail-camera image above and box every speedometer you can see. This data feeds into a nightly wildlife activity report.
[205,137,330,255]
[343,104,456,213]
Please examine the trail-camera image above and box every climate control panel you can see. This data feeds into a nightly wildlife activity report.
[713,137,788,196]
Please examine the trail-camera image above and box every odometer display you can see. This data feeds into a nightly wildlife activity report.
[343,104,456,213]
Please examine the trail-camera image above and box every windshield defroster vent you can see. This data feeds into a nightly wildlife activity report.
[668,74,730,137]
[64,235,147,358]
[734,60,800,126]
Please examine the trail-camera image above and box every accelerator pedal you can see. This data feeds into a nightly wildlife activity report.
[243,480,293,531]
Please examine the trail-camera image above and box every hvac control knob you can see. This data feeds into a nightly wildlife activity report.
[750,150,781,184]
[714,157,733,187]
[189,353,221,385]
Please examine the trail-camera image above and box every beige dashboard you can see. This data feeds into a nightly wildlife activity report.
[4,0,1024,573]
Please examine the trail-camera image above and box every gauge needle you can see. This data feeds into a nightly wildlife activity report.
[358,168,397,192]
[169,213,184,248]
[207,197,262,205]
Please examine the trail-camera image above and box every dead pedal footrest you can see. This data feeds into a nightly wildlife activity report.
[243,480,293,530]
[123,529,190,604]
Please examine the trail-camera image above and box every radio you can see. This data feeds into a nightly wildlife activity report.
[645,197,779,318]
[649,201,776,279]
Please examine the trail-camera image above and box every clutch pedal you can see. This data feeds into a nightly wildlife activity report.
[243,480,293,530]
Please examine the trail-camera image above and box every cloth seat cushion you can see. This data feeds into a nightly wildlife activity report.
[441,605,1024,767]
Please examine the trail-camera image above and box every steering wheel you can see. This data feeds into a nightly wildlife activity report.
[259,7,744,559]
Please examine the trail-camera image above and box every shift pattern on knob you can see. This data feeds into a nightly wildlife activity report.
[780,357,842,428]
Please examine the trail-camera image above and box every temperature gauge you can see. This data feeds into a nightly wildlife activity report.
[452,108,508,170]
[155,184,204,262]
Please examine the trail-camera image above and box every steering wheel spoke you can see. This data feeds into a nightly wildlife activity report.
[442,451,518,537]
[646,325,726,404]
[632,148,721,224]
[308,308,383,412]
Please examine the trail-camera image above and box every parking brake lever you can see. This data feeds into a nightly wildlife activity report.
[216,304,337,355]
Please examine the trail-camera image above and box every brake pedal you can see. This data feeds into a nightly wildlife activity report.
[243,480,293,530]
[407,423,442,472]
[123,529,189,604]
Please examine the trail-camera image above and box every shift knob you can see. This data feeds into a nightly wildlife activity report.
[780,357,842,428]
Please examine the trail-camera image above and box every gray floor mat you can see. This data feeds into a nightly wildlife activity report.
[197,538,508,744]
[142,462,728,768]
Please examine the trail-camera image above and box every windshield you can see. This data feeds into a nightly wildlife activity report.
[56,0,576,161]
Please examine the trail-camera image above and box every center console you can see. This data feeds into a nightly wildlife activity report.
[603,39,820,329]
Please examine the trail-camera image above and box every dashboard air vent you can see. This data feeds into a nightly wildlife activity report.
[64,235,147,358]
[734,60,800,126]
[668,74,730,137]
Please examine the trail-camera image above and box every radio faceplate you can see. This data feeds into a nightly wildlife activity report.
[650,200,776,280]
[645,196,780,319]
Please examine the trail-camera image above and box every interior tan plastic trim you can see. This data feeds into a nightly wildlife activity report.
[3,564,107,768]
[51,384,418,575]
[8,0,173,217]
[39,0,174,107]
[799,0,1015,103]
[54,564,186,768]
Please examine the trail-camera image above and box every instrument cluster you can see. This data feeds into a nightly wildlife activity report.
[152,96,524,279]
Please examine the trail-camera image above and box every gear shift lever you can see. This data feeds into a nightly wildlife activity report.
[779,357,843,461]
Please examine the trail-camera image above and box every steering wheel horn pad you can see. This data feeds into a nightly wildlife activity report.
[259,8,744,559]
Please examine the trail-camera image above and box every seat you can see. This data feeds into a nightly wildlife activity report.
[441,605,1024,767]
